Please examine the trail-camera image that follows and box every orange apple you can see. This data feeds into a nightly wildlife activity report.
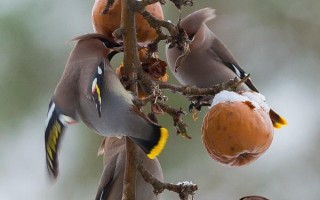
[201,91,274,166]
[92,0,164,46]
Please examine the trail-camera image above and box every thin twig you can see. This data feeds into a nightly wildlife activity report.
[174,43,190,72]
[139,9,179,37]
[156,101,190,139]
[133,93,189,138]
[101,0,116,15]
[134,1,191,68]
[137,163,198,200]
[169,0,193,9]
[133,0,180,39]
[140,0,194,9]
[156,75,250,97]
[135,75,250,139]
[140,0,161,6]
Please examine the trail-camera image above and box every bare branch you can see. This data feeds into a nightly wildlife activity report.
[169,0,193,9]
[133,1,189,46]
[137,163,198,200]
[133,0,192,67]
[122,138,137,200]
[139,8,179,38]
[140,0,162,5]
[120,0,141,199]
[174,43,190,72]
[134,74,250,140]
[156,75,250,97]
[156,101,190,139]
[101,0,116,15]
[139,0,194,9]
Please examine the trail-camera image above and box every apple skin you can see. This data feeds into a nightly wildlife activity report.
[92,0,164,46]
[201,101,274,166]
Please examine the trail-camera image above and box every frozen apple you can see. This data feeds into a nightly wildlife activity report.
[201,91,274,166]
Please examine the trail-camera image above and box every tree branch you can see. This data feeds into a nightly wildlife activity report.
[134,74,250,139]
[169,0,193,9]
[101,0,116,15]
[139,8,178,37]
[121,0,140,92]
[137,163,198,200]
[120,0,141,199]
[156,101,190,139]
[156,75,250,96]
[122,138,137,200]
[139,0,193,9]
[115,1,252,199]
[140,0,163,6]
[134,1,190,54]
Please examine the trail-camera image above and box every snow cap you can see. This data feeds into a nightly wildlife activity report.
[210,90,270,112]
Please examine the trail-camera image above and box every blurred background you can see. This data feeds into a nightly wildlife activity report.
[1,0,319,199]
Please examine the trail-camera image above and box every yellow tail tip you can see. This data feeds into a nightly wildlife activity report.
[273,123,283,129]
[279,116,288,125]
[273,116,288,129]
[147,128,168,159]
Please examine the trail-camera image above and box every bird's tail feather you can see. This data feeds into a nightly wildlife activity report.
[269,109,287,129]
[180,7,216,36]
[130,126,168,159]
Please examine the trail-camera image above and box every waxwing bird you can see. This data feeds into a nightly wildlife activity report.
[44,33,168,178]
[165,8,287,128]
[95,137,163,200]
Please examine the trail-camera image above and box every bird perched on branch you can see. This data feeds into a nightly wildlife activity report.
[165,8,287,128]
[95,137,163,200]
[44,33,168,179]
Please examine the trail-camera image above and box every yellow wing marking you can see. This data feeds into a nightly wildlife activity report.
[46,122,61,160]
[95,84,102,104]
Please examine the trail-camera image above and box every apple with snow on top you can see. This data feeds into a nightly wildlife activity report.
[201,90,274,166]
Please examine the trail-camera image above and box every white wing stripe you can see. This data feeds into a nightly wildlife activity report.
[45,102,55,126]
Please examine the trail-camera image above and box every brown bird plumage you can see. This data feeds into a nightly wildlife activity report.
[44,34,168,179]
[95,137,163,200]
[166,8,287,128]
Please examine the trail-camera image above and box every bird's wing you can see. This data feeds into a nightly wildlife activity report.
[89,60,105,117]
[44,100,75,179]
[210,36,288,128]
[95,153,123,200]
[210,37,259,92]
[224,62,259,93]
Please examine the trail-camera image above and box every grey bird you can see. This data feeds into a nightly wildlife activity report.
[44,33,168,179]
[95,137,163,200]
[166,8,287,128]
